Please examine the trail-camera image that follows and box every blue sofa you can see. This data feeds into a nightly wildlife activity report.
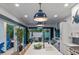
[0,42,4,53]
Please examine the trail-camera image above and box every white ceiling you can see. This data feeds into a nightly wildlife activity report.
[0,3,76,26]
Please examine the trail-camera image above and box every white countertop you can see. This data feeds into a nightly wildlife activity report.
[24,42,62,55]
[64,43,79,47]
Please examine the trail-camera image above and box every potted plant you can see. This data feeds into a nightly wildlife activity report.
[16,28,23,52]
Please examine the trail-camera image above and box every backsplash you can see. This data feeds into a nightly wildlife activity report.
[71,32,79,37]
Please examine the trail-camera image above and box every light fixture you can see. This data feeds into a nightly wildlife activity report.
[36,22,44,27]
[24,15,28,18]
[37,24,44,27]
[14,3,20,7]
[54,14,58,18]
[64,3,69,7]
[34,3,48,22]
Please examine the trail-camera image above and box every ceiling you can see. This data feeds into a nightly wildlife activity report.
[0,3,76,27]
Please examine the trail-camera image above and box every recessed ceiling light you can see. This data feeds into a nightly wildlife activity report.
[54,14,58,18]
[36,24,44,27]
[24,15,28,18]
[14,3,20,7]
[64,3,69,7]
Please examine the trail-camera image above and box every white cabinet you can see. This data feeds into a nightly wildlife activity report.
[60,43,71,55]
[60,22,72,55]
[63,44,72,55]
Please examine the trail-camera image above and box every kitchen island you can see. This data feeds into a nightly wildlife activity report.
[24,42,62,55]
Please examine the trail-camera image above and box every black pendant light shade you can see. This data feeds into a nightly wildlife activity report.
[34,9,47,18]
[34,3,48,22]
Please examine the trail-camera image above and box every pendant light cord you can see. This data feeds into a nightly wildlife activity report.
[39,3,41,10]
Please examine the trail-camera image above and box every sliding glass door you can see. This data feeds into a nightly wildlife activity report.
[6,24,14,50]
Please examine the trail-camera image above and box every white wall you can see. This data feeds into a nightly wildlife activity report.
[62,4,79,43]
[60,4,79,55]
[0,19,7,51]
[71,4,79,37]
[60,22,71,43]
[60,22,71,54]
[60,16,72,44]
[0,20,5,42]
[65,16,72,23]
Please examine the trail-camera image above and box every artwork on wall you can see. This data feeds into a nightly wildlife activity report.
[73,9,79,23]
[6,24,14,50]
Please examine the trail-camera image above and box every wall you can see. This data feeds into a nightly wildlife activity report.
[0,19,7,51]
[0,20,6,51]
[60,22,71,54]
[0,19,5,43]
[71,4,79,37]
[62,4,79,44]
[0,7,27,53]
[60,4,79,55]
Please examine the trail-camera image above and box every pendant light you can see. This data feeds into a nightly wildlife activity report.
[36,22,44,27]
[34,3,48,22]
